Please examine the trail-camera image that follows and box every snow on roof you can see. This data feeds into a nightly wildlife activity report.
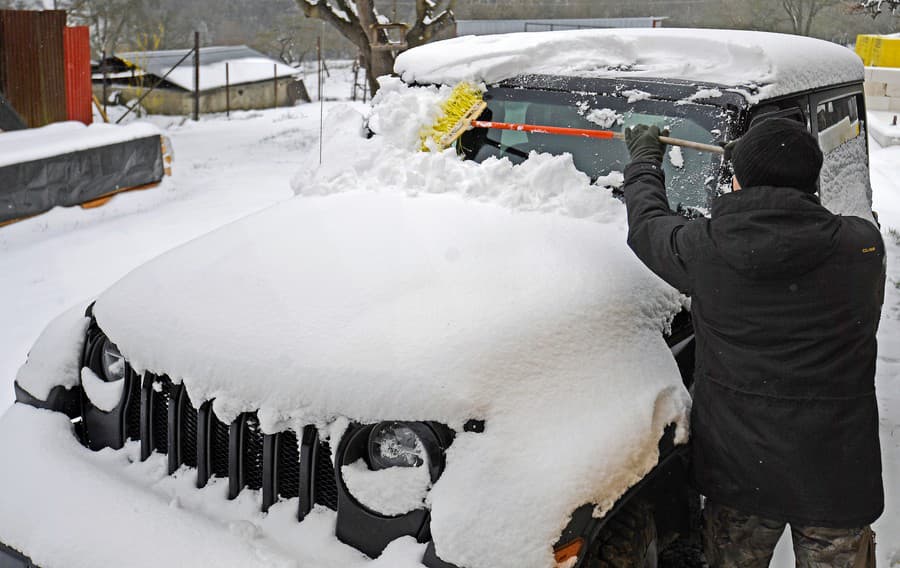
[455,16,666,35]
[116,45,299,91]
[395,28,864,103]
[0,121,161,168]
[87,89,691,567]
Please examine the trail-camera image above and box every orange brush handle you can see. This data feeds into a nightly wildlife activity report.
[468,120,725,154]
[470,120,621,140]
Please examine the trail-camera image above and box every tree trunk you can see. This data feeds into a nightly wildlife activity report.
[297,0,455,95]
[363,48,394,95]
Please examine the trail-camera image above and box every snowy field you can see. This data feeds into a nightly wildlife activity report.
[2,100,900,565]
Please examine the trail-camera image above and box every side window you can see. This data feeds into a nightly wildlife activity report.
[815,92,873,224]
[815,96,861,154]
[749,107,806,128]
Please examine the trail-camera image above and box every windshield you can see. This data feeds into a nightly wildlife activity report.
[459,87,732,210]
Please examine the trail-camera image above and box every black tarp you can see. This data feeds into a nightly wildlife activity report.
[0,135,164,223]
[0,90,26,131]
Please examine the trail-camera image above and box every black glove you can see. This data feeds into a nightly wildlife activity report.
[624,124,668,164]
[721,139,738,161]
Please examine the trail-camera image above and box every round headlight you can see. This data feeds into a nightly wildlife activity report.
[100,339,125,382]
[368,422,428,469]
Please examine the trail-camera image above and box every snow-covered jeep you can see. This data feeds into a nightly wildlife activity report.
[1,29,874,568]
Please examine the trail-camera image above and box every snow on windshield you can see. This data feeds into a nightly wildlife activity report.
[394,28,863,104]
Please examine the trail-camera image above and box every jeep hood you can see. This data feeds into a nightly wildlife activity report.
[91,189,690,568]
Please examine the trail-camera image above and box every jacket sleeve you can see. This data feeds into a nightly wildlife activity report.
[623,160,698,295]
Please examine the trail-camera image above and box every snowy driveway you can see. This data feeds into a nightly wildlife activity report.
[0,105,356,411]
[0,107,898,566]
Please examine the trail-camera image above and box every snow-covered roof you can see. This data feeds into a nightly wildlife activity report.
[395,28,864,103]
[116,45,299,91]
[455,17,667,35]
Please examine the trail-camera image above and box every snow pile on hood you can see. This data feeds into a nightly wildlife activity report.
[394,28,863,103]
[0,121,161,168]
[87,80,691,568]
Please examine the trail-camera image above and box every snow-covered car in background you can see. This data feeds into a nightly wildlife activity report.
[1,29,875,568]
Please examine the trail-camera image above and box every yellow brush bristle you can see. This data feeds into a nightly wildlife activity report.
[421,82,484,151]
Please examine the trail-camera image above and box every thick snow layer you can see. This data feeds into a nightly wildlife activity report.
[93,196,689,568]
[90,79,690,567]
[1,105,342,413]
[394,28,863,103]
[341,460,432,516]
[0,404,429,568]
[0,121,161,168]
[868,111,900,148]
[164,58,300,92]
[15,302,89,400]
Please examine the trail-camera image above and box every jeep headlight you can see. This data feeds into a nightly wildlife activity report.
[368,422,433,469]
[99,339,125,382]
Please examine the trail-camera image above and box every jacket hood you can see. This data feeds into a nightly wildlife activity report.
[709,186,840,279]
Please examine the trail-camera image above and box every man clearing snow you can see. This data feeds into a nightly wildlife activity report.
[622,118,884,567]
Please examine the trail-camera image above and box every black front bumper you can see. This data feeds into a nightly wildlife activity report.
[0,542,36,568]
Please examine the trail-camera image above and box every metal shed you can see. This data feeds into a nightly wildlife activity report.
[0,10,68,128]
[456,17,666,36]
[95,46,310,115]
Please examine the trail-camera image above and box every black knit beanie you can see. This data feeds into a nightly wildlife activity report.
[731,117,823,193]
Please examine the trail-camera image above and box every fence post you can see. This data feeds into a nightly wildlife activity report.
[193,31,200,121]
[317,36,322,101]
[273,63,278,109]
[101,49,108,117]
[226,62,230,117]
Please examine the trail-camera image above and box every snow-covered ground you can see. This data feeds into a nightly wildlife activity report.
[0,102,362,412]
[1,101,899,565]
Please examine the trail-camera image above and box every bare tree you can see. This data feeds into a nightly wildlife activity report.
[297,0,455,95]
[63,0,141,56]
[858,0,900,15]
[716,0,788,31]
[780,0,845,35]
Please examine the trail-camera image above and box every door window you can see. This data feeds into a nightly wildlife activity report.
[816,96,861,154]
[815,93,873,224]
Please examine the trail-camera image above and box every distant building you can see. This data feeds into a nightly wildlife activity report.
[455,17,666,36]
[94,46,310,116]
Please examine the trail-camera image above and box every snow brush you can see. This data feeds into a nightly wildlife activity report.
[421,82,725,155]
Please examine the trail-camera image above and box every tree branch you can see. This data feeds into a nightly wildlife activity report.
[407,0,455,48]
[298,0,368,50]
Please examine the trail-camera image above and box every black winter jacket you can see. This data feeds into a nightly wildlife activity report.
[624,161,885,527]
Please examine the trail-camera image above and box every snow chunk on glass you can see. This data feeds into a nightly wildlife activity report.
[583,108,622,129]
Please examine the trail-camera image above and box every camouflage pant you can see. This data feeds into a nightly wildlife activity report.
[702,502,876,568]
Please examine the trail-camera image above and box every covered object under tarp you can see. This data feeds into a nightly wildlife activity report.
[0,122,167,224]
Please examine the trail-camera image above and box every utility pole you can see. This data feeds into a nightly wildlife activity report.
[193,31,200,121]
[225,62,230,117]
